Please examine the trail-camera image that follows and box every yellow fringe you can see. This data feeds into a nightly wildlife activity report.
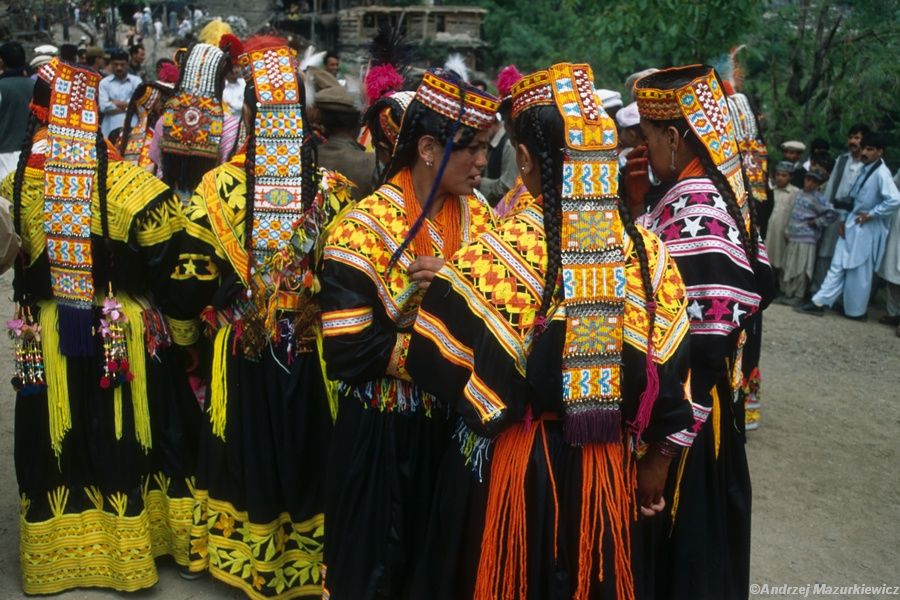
[38,302,70,460]
[710,387,721,460]
[316,326,339,423]
[120,294,152,452]
[669,447,691,531]
[210,324,232,440]
[48,486,69,518]
[114,387,124,440]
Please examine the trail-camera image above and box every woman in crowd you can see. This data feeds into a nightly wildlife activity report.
[2,57,196,594]
[319,69,499,598]
[118,80,173,173]
[161,36,355,598]
[629,64,775,600]
[406,62,694,600]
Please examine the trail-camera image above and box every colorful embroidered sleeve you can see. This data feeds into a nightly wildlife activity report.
[319,258,406,385]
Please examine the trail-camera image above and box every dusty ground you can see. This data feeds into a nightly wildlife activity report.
[0,267,896,599]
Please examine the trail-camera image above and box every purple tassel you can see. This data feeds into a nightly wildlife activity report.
[57,304,96,357]
[630,301,659,438]
[564,407,622,446]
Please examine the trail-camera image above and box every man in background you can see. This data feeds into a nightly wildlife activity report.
[0,42,34,179]
[315,85,375,201]
[99,50,142,139]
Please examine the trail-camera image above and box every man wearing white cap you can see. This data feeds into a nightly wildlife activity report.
[615,101,641,170]
[596,87,623,120]
[781,139,807,187]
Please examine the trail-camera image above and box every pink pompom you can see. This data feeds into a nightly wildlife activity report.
[99,376,111,389]
[107,360,118,372]
[495,65,523,98]
[365,64,404,106]
[157,63,180,84]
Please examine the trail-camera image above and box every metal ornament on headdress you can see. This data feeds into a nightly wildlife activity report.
[161,43,226,158]
[42,58,101,356]
[512,63,628,445]
[379,90,415,148]
[634,64,746,204]
[238,43,305,269]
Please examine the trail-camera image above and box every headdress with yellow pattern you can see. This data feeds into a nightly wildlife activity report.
[635,64,746,204]
[510,63,653,445]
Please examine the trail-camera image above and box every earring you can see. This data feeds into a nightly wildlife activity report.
[670,149,677,173]
[520,165,525,172]
[426,160,434,168]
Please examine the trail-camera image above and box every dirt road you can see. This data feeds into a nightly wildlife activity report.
[0,269,896,599]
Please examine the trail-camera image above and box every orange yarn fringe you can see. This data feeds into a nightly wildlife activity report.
[397,167,462,258]
[474,421,636,600]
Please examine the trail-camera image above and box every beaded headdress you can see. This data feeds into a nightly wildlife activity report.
[122,83,167,168]
[635,64,745,204]
[512,63,633,445]
[238,40,305,270]
[41,58,101,356]
[415,69,500,130]
[160,43,226,158]
[377,90,415,147]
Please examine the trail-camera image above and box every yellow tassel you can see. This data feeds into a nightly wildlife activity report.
[85,486,104,510]
[710,387,721,460]
[38,302,70,460]
[316,326,339,423]
[113,386,123,440]
[120,294,151,452]
[669,447,691,530]
[210,324,232,440]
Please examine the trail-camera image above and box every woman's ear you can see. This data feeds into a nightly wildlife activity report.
[515,143,533,175]
[516,142,541,196]
[665,125,681,151]
[417,135,437,167]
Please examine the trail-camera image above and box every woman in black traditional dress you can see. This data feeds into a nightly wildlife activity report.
[405,62,695,600]
[161,36,355,598]
[319,69,499,598]
[628,64,775,600]
[2,57,197,595]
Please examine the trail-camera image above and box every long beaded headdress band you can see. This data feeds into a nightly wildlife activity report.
[238,42,305,269]
[42,58,101,356]
[415,69,500,130]
[512,63,627,445]
[123,84,164,167]
[635,64,746,204]
[161,43,226,159]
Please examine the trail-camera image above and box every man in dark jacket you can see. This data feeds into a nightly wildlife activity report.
[0,42,35,179]
[315,85,376,200]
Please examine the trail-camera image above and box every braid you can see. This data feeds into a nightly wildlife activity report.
[12,114,38,236]
[618,199,656,347]
[118,83,144,156]
[301,109,319,211]
[11,114,38,304]
[382,103,422,184]
[243,126,257,255]
[530,109,562,324]
[97,131,110,242]
[686,133,755,263]
[742,169,761,260]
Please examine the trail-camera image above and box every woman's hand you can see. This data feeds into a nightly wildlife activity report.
[624,145,651,217]
[637,443,675,517]
[408,256,446,290]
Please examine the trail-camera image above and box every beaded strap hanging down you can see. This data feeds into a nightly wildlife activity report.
[513,63,627,445]
[122,84,163,167]
[42,58,101,357]
[7,308,45,395]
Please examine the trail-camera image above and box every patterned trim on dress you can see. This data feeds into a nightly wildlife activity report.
[320,306,374,337]
[189,491,324,599]
[19,475,193,595]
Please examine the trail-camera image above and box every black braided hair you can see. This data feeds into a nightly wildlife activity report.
[520,106,563,323]
[299,82,320,211]
[363,94,406,171]
[618,196,657,349]
[684,131,758,261]
[118,81,148,157]
[242,82,258,257]
[10,113,39,305]
[96,130,110,243]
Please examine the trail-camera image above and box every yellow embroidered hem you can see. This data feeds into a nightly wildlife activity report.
[19,477,194,595]
[190,490,325,599]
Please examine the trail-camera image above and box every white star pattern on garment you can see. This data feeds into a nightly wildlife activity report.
[727,226,741,245]
[711,193,728,210]
[687,300,704,321]
[672,194,690,212]
[732,302,747,324]
[682,216,705,237]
